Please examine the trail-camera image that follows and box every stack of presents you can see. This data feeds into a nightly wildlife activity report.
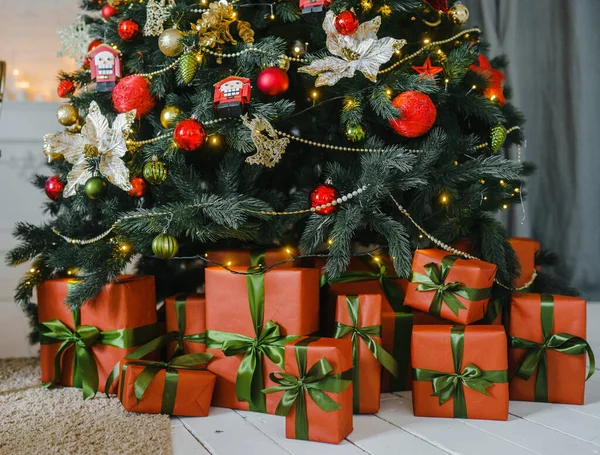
[37,239,595,444]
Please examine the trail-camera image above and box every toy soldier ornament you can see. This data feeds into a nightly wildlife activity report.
[213,76,251,117]
[88,44,122,92]
[299,0,331,19]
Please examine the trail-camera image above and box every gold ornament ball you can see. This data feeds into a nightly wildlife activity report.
[277,56,290,72]
[57,104,79,126]
[158,28,184,57]
[448,3,469,25]
[160,106,182,128]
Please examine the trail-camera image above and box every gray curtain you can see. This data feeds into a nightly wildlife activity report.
[469,0,600,299]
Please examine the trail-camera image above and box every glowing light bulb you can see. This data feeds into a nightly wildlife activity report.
[514,188,520,193]
[227,261,232,266]
[311,91,318,99]
[293,46,301,53]
[419,234,424,239]
[29,268,36,273]
[270,13,275,19]
[285,248,292,254]
[386,88,392,96]
[327,239,334,246]
[374,257,380,262]
[502,204,509,210]
[423,38,431,44]
[472,85,477,90]
[490,95,497,101]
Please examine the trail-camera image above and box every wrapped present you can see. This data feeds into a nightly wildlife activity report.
[205,247,299,268]
[119,352,215,416]
[509,238,540,289]
[264,337,353,444]
[412,325,509,420]
[38,276,159,399]
[333,294,398,413]
[509,293,595,404]
[205,252,320,413]
[405,249,496,325]
[165,293,206,358]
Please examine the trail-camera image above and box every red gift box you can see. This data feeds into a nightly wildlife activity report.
[205,248,299,268]
[165,293,206,358]
[509,238,540,289]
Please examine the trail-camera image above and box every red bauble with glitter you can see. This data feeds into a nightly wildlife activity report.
[118,19,140,40]
[102,4,118,20]
[112,75,156,118]
[334,11,359,35]
[88,39,102,52]
[389,91,437,138]
[57,80,75,98]
[127,177,147,198]
[174,119,207,151]
[310,183,339,215]
[45,175,64,201]
[257,67,289,96]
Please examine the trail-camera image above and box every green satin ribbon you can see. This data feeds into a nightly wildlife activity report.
[480,298,503,324]
[172,293,206,357]
[411,255,492,317]
[325,257,412,391]
[412,326,508,418]
[205,250,299,412]
[39,310,158,400]
[262,337,352,440]
[333,295,399,412]
[509,294,596,402]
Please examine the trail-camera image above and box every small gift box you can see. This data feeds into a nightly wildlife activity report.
[204,248,299,268]
[405,249,496,325]
[165,293,206,358]
[263,337,353,444]
[333,294,398,413]
[509,238,540,289]
[509,293,594,404]
[412,325,509,420]
[205,265,320,413]
[38,275,159,399]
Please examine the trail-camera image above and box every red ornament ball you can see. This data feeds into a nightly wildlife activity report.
[45,175,64,201]
[127,177,147,198]
[334,11,360,35]
[257,67,289,96]
[88,39,102,52]
[112,75,156,118]
[310,183,340,216]
[174,119,207,151]
[389,91,437,138]
[118,19,140,40]
[57,80,75,98]
[102,4,118,20]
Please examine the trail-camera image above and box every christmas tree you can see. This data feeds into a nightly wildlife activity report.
[7,0,575,337]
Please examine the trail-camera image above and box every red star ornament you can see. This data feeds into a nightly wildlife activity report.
[412,57,444,81]
[469,55,506,105]
[424,0,448,12]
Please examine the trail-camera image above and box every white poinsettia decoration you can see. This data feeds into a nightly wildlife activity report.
[298,11,406,87]
[43,101,136,198]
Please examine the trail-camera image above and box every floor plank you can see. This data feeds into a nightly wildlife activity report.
[171,419,211,455]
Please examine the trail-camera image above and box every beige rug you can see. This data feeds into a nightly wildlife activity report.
[0,358,172,455]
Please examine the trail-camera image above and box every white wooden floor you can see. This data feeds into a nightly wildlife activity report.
[171,304,600,455]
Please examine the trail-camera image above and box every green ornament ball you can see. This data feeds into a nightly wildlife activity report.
[152,233,179,259]
[143,159,168,185]
[490,124,508,153]
[84,176,107,199]
[345,124,366,143]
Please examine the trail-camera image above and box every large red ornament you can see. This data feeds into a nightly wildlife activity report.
[425,0,448,12]
[102,4,118,20]
[469,55,506,105]
[45,175,64,201]
[112,75,156,118]
[57,80,75,98]
[389,91,437,138]
[118,19,140,40]
[127,177,147,198]
[174,119,207,151]
[334,11,359,35]
[412,57,443,81]
[257,67,289,96]
[88,40,102,52]
[310,183,339,216]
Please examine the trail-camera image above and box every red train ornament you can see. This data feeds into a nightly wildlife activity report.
[88,44,122,93]
[213,76,251,117]
[299,0,331,18]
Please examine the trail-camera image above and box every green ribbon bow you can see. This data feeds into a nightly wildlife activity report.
[262,337,352,440]
[413,326,508,418]
[333,295,399,412]
[509,294,596,402]
[118,341,213,415]
[39,310,158,400]
[411,255,491,317]
[206,250,299,412]
[172,293,206,357]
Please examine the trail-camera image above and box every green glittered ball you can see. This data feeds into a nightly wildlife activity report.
[143,159,168,185]
[345,124,366,143]
[84,177,107,199]
[152,233,179,259]
[490,124,508,153]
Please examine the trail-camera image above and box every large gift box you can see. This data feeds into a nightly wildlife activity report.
[204,248,299,268]
[38,275,159,398]
[165,293,206,358]
[264,337,353,444]
[412,325,509,420]
[405,249,496,325]
[205,265,320,413]
[334,294,398,413]
[509,293,594,404]
[509,238,540,289]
